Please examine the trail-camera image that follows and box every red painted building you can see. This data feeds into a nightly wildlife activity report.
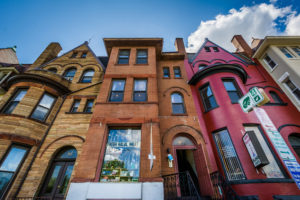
[182,36,300,199]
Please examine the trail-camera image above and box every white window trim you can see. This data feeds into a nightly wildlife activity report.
[282,77,300,105]
[278,46,295,58]
[263,54,278,72]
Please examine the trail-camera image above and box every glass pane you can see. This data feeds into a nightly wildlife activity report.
[289,135,300,146]
[100,128,141,182]
[71,100,80,112]
[228,92,240,103]
[214,130,245,181]
[31,106,49,121]
[223,81,236,91]
[119,50,130,56]
[137,50,147,57]
[134,80,147,91]
[208,96,217,109]
[45,165,62,194]
[0,171,13,196]
[84,100,94,112]
[163,68,170,77]
[172,103,185,114]
[0,146,27,172]
[59,165,74,194]
[174,68,181,78]
[171,93,183,103]
[244,126,284,178]
[39,94,55,109]
[3,102,18,114]
[58,148,77,159]
[110,92,124,102]
[286,80,296,91]
[294,89,300,100]
[64,69,76,80]
[14,90,27,101]
[133,92,147,102]
[270,92,283,103]
[112,80,125,91]
[173,136,194,146]
[84,70,94,77]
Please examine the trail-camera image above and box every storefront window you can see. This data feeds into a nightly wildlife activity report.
[244,126,284,178]
[100,128,141,182]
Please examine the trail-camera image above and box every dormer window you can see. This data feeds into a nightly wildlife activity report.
[81,52,87,58]
[204,47,211,52]
[71,52,78,58]
[213,47,219,52]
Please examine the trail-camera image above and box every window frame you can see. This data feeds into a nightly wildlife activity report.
[204,47,211,52]
[263,54,277,70]
[109,79,126,102]
[222,78,243,104]
[81,51,87,58]
[63,68,77,81]
[173,67,182,78]
[133,79,148,102]
[212,128,246,181]
[83,99,94,113]
[30,92,57,122]
[1,88,28,114]
[70,99,81,113]
[136,49,148,64]
[198,64,207,71]
[291,46,300,56]
[171,92,186,114]
[284,78,300,102]
[117,49,130,64]
[79,69,95,83]
[279,47,294,58]
[70,52,78,58]
[163,67,170,78]
[213,47,219,52]
[199,83,219,112]
[0,143,30,199]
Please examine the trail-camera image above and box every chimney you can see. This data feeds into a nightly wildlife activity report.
[251,37,263,51]
[231,35,252,57]
[31,42,62,69]
[175,38,187,57]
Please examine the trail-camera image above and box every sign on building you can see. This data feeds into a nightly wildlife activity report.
[239,87,269,113]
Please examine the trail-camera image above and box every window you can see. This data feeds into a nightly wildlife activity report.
[2,89,27,114]
[136,49,148,64]
[81,52,87,58]
[288,134,300,159]
[109,80,126,102]
[173,136,194,146]
[199,84,218,111]
[269,91,283,103]
[84,99,94,112]
[133,79,147,102]
[100,128,141,182]
[173,67,181,78]
[222,79,242,103]
[244,126,284,178]
[198,64,207,71]
[31,93,56,121]
[63,68,77,81]
[279,47,293,58]
[80,69,94,83]
[263,54,277,70]
[284,78,300,101]
[213,129,245,181]
[70,52,78,58]
[291,46,300,56]
[163,67,170,78]
[204,47,211,52]
[213,47,219,52]
[48,68,57,73]
[70,99,80,113]
[0,145,29,198]
[118,49,130,64]
[171,93,185,114]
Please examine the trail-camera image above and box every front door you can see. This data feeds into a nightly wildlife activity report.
[39,147,77,200]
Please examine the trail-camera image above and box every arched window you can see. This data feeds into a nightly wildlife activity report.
[173,136,194,146]
[288,134,300,158]
[39,147,77,199]
[171,93,185,114]
[198,64,207,71]
[269,91,283,103]
[80,69,95,83]
[48,68,57,73]
[63,68,77,81]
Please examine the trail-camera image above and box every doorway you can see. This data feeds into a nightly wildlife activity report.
[39,147,77,200]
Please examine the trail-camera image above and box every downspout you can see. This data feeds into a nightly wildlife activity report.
[14,81,102,198]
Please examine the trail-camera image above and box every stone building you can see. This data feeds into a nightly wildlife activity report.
[0,41,105,199]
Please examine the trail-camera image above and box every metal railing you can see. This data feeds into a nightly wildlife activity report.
[210,172,240,200]
[162,171,202,200]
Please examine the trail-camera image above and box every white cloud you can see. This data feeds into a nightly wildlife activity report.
[269,0,277,4]
[187,3,298,53]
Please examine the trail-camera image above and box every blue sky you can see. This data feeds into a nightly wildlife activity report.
[0,0,299,63]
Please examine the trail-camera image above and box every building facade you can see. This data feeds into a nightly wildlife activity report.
[184,36,300,199]
[252,36,300,111]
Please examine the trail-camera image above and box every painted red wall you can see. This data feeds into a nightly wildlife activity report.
[185,40,300,199]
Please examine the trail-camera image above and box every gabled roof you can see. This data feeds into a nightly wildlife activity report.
[189,38,251,65]
[38,42,105,71]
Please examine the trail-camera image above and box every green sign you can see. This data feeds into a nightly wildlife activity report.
[239,87,264,113]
